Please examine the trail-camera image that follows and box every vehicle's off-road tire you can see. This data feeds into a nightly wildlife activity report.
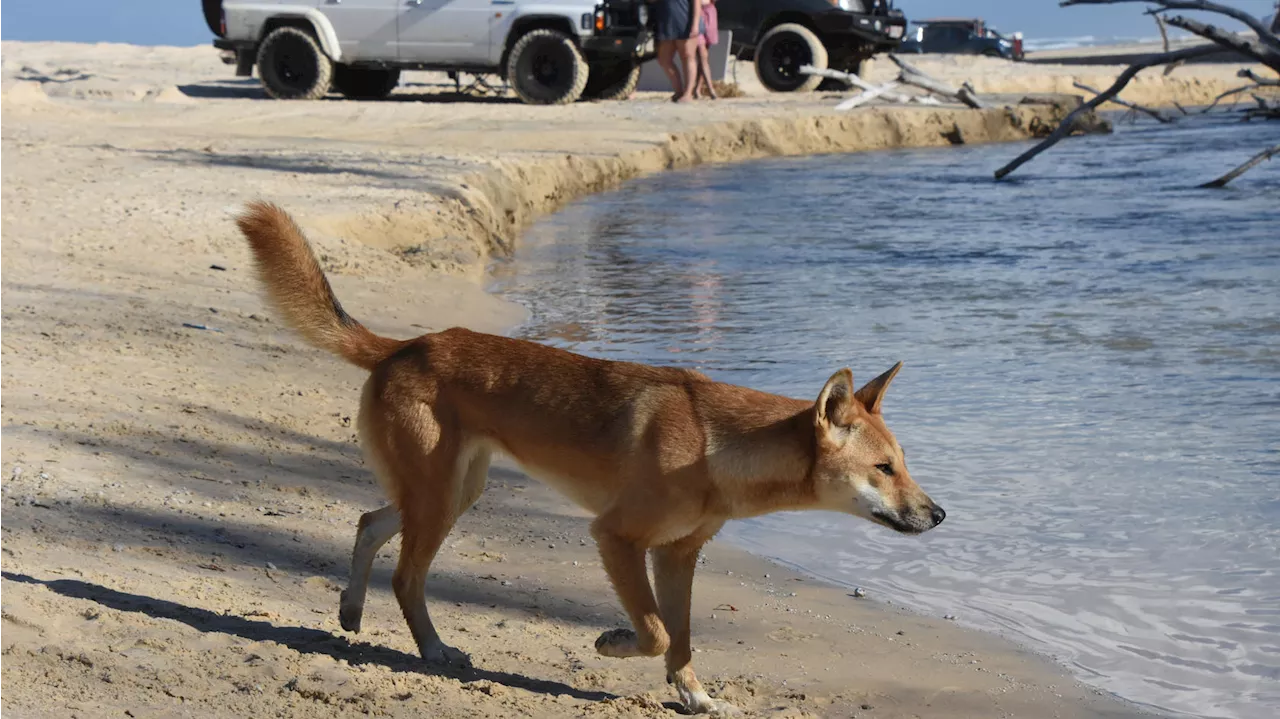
[332,65,401,100]
[582,61,641,101]
[257,26,333,100]
[754,23,827,93]
[507,29,589,105]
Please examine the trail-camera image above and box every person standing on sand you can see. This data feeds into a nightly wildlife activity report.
[693,0,719,100]
[653,0,702,102]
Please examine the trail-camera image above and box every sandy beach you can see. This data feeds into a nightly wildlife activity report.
[3,40,1270,718]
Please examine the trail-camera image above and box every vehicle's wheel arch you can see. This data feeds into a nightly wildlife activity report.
[259,11,343,62]
[202,0,224,37]
[501,16,581,69]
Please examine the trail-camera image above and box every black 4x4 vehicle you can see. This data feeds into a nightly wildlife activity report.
[718,0,907,92]
[898,18,1024,61]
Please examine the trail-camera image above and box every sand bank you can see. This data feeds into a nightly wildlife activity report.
[862,53,1275,110]
[1,41,1151,718]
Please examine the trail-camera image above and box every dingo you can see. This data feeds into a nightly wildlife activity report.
[236,201,945,715]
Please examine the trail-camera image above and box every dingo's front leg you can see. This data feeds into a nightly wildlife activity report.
[590,521,670,659]
[653,537,738,716]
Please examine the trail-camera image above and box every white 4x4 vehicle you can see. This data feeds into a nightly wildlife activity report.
[201,0,652,104]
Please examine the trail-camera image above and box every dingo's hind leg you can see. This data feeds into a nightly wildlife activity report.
[339,504,401,633]
[338,448,488,634]
[364,398,471,668]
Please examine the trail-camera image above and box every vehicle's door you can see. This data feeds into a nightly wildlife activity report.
[929,25,966,53]
[317,0,400,61]
[397,0,494,64]
[961,28,985,54]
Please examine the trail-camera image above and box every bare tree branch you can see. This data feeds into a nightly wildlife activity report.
[1073,80,1173,121]
[1238,67,1280,86]
[1061,0,1280,52]
[887,54,986,108]
[994,44,1220,179]
[1199,143,1280,187]
[1199,83,1264,113]
[1162,15,1280,71]
[1153,14,1185,76]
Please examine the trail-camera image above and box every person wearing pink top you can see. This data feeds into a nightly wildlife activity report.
[693,0,719,100]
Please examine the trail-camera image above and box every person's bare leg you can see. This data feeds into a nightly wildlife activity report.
[675,39,698,103]
[692,40,706,99]
[696,42,717,100]
[656,41,684,101]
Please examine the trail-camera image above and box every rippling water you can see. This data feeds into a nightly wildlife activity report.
[488,114,1280,719]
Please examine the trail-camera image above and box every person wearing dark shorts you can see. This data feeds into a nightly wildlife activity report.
[652,0,702,102]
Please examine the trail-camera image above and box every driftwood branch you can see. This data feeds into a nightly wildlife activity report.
[887,54,986,108]
[1161,15,1280,71]
[1153,14,1185,76]
[1072,80,1172,121]
[836,81,903,110]
[995,44,1220,179]
[1199,143,1280,187]
[1200,83,1264,113]
[1061,0,1280,52]
[1244,95,1280,120]
[799,65,926,109]
[1238,67,1280,86]
[801,66,911,100]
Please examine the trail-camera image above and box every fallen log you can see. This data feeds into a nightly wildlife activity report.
[799,65,937,109]
[1198,143,1280,187]
[800,66,910,99]
[888,54,986,108]
[1237,68,1280,86]
[1163,15,1280,72]
[836,81,903,110]
[1072,81,1172,122]
[1063,0,1280,54]
[1200,82,1266,113]
[995,44,1219,179]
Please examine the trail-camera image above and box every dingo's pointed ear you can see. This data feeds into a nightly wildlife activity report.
[854,361,903,415]
[816,368,856,430]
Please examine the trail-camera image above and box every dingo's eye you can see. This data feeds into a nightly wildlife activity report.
[876,463,894,476]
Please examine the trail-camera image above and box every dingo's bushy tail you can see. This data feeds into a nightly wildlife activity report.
[236,201,404,371]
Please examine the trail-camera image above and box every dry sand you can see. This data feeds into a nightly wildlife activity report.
[3,39,1253,718]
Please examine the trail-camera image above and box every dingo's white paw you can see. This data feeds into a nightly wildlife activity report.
[688,695,739,716]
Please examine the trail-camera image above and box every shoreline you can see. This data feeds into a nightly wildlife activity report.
[0,39,1218,718]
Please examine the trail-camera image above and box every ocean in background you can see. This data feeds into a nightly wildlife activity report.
[1022,35,1165,52]
[489,113,1280,719]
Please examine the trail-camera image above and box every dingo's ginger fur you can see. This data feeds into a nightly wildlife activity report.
[236,201,945,714]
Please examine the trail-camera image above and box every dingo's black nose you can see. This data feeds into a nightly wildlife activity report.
[930,505,946,526]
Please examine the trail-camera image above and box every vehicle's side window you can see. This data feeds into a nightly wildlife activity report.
[925,26,964,50]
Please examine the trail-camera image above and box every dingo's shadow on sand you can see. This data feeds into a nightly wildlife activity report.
[1,571,616,703]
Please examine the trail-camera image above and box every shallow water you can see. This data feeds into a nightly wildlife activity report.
[489,114,1280,719]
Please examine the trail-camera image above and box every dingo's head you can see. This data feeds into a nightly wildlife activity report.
[811,363,944,535]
